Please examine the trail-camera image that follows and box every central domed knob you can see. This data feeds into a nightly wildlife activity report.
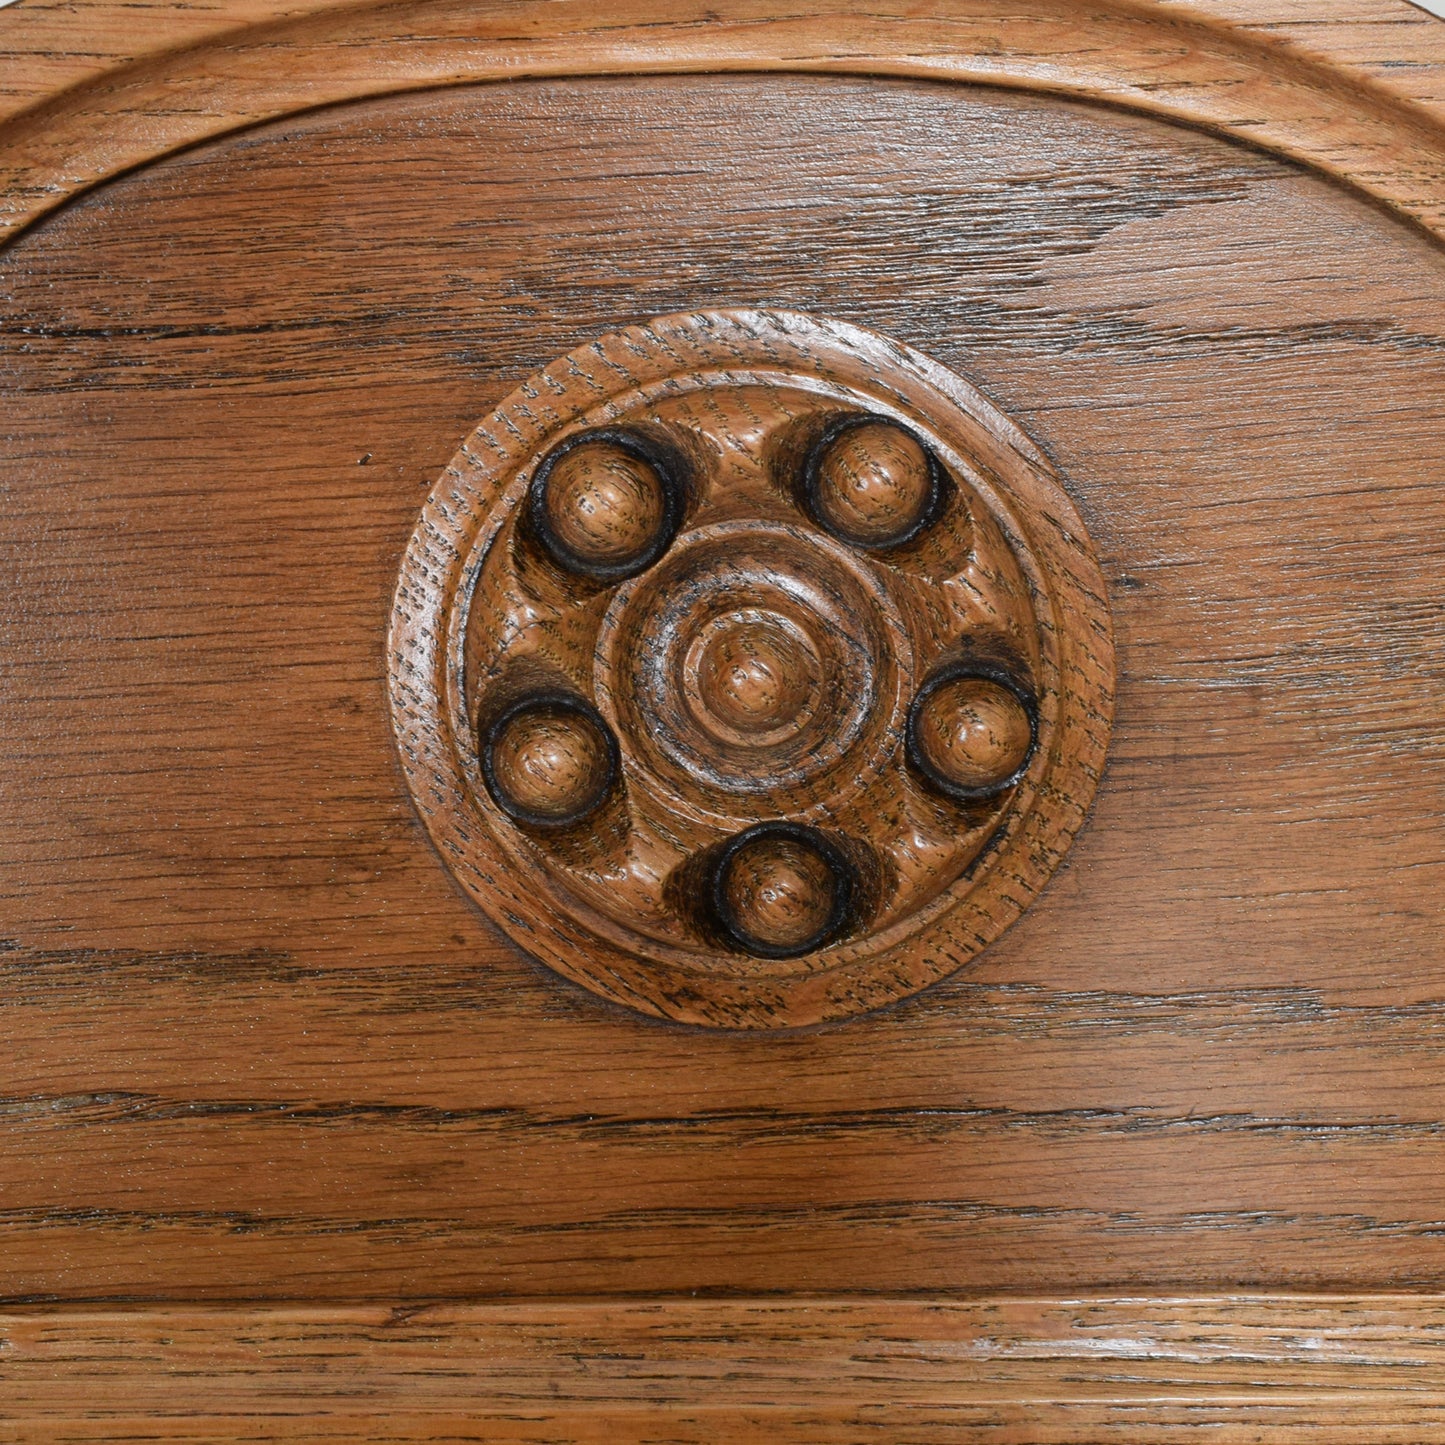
[693,614,822,738]
[598,526,894,801]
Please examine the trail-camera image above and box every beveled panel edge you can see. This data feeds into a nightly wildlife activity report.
[0,0,1443,249]
[1,0,1442,139]
[7,1295,1445,1439]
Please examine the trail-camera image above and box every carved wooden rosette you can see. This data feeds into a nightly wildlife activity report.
[389,310,1114,1026]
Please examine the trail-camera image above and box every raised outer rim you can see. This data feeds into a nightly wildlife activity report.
[0,0,1443,248]
[387,308,1116,1028]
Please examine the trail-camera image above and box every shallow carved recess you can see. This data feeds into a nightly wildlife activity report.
[389,309,1114,1027]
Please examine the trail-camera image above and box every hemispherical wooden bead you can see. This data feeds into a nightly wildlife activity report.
[810,419,937,548]
[539,439,669,572]
[909,675,1034,798]
[713,826,850,957]
[484,698,616,826]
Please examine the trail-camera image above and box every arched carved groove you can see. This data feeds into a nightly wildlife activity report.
[1,0,1444,251]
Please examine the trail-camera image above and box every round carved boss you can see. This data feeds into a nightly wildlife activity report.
[389,310,1114,1028]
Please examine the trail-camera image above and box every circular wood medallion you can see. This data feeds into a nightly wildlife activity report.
[389,310,1114,1027]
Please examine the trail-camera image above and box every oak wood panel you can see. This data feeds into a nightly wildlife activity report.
[9,1297,1445,1442]
[1,74,1442,1299]
[4,0,1445,244]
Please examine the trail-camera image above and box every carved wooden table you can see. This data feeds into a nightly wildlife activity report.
[1,0,1444,1437]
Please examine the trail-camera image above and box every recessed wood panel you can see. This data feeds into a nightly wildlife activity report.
[0,74,1443,1298]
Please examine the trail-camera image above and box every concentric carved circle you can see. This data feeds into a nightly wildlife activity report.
[596,523,907,811]
[692,612,820,740]
[389,310,1115,1028]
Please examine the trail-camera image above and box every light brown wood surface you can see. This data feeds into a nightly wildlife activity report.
[10,1297,1445,1442]
[1,0,1443,1435]
[3,0,1443,138]
[3,0,1445,238]
[6,63,1443,1297]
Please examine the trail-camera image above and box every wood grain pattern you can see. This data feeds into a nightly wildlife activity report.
[0,72,1441,1298]
[2,0,1445,243]
[2,0,1442,141]
[1,0,1445,1432]
[9,1297,1445,1442]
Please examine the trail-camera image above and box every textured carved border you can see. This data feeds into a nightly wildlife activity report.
[9,1296,1445,1440]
